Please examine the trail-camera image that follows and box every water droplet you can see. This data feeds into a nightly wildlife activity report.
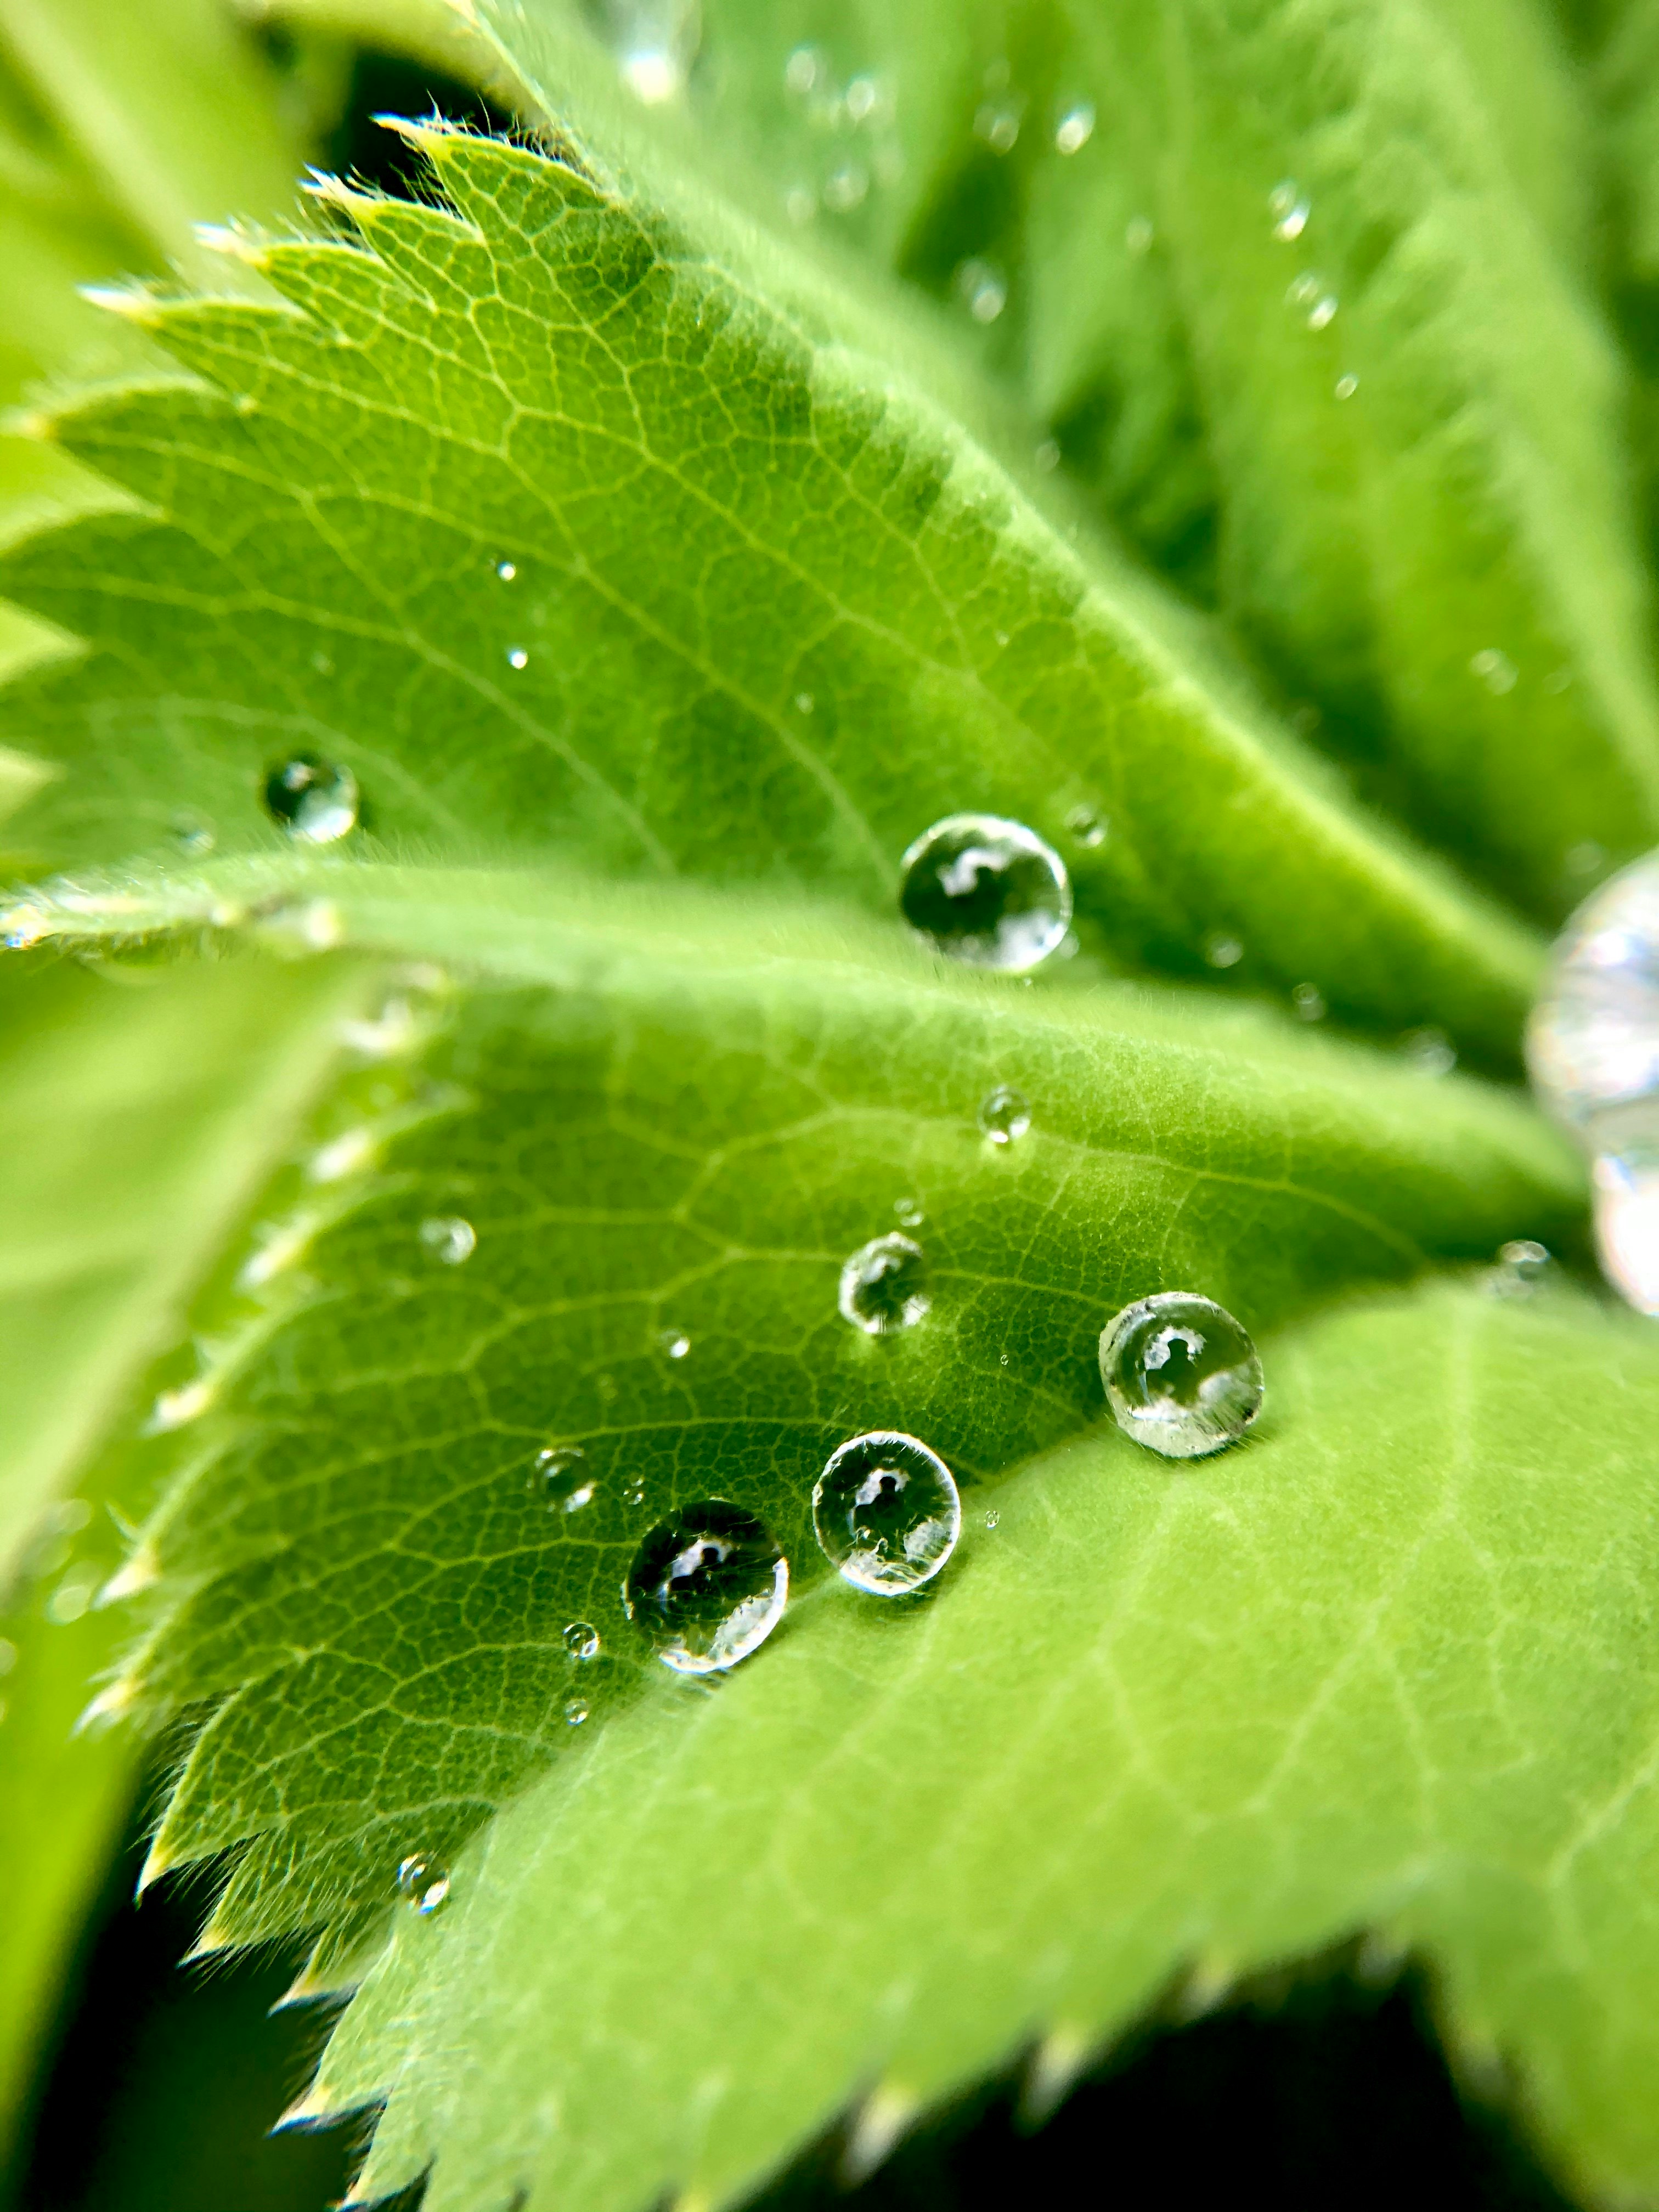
[1470,647,1517,696]
[148,1378,215,1433]
[1125,215,1154,256]
[1034,437,1062,473]
[263,755,359,844]
[978,1084,1031,1144]
[784,43,825,95]
[562,1620,601,1662]
[1099,1292,1263,1459]
[658,1327,691,1359]
[496,559,517,581]
[1065,804,1107,849]
[846,74,881,123]
[1054,102,1094,154]
[1594,1147,1659,1311]
[585,0,700,101]
[565,1695,590,1725]
[822,163,869,213]
[1528,854,1659,1146]
[1291,981,1327,1022]
[1401,1026,1457,1077]
[985,1509,1000,1531]
[398,1855,450,1915]
[900,814,1072,972]
[814,1432,960,1594]
[623,1500,787,1673]
[1334,373,1358,400]
[1484,1238,1553,1299]
[506,645,530,670]
[622,1474,646,1509]
[893,1196,925,1228]
[535,1447,596,1513]
[1306,294,1338,330]
[171,811,216,855]
[1268,180,1310,240]
[1204,932,1244,969]
[955,257,1007,324]
[419,1215,476,1266]
[838,1232,931,1335]
[974,98,1022,153]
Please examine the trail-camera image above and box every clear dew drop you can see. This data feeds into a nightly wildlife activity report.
[564,1620,601,1661]
[565,1696,590,1725]
[496,559,517,581]
[838,1232,931,1335]
[534,1446,596,1513]
[822,162,869,212]
[1471,647,1518,696]
[623,1499,788,1673]
[585,0,701,101]
[813,1431,960,1595]
[1528,853,1659,1145]
[1593,1147,1659,1312]
[419,1215,476,1266]
[784,43,823,95]
[1054,101,1094,154]
[978,1084,1031,1144]
[1401,1026,1457,1077]
[985,1508,1000,1531]
[1334,373,1359,400]
[622,1474,646,1509]
[900,813,1073,972]
[1268,180,1311,240]
[1484,1238,1553,1300]
[955,257,1007,324]
[1099,1291,1264,1459]
[171,811,216,856]
[1204,932,1244,969]
[1065,803,1107,848]
[974,97,1023,153]
[658,1327,691,1359]
[263,755,359,844]
[1292,981,1327,1022]
[507,645,530,670]
[398,1854,450,1916]
[893,1196,925,1228]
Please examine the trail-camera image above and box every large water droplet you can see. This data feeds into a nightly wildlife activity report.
[978,1085,1031,1144]
[838,1232,930,1335]
[1529,854,1659,1137]
[534,1446,596,1513]
[813,1431,960,1594]
[900,814,1071,972]
[263,755,359,843]
[563,1620,600,1661]
[623,1500,788,1673]
[1593,1147,1659,1312]
[1099,1292,1263,1458]
[398,1854,450,1916]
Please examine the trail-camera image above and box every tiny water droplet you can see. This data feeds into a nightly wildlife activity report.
[1034,437,1062,472]
[658,1327,691,1359]
[1204,932,1244,969]
[1306,294,1338,330]
[535,1447,596,1513]
[398,1855,450,1916]
[263,755,359,844]
[623,1473,646,1508]
[838,1233,930,1335]
[565,1695,590,1725]
[1268,180,1311,240]
[846,74,881,123]
[814,1432,960,1594]
[507,645,530,670]
[1065,804,1107,848]
[823,162,869,212]
[419,1216,476,1266]
[1483,1238,1553,1300]
[171,811,216,855]
[623,1500,788,1673]
[985,1508,1000,1530]
[1054,101,1094,154]
[955,257,1007,324]
[1125,215,1154,256]
[978,1084,1031,1144]
[893,1196,925,1228]
[496,559,517,581]
[1334,373,1358,400]
[998,1351,1009,1366]
[1401,1026,1456,1077]
[784,43,825,95]
[1292,981,1327,1022]
[1470,647,1517,696]
[900,814,1072,972]
[974,98,1023,153]
[563,1620,600,1661]
[1099,1292,1263,1458]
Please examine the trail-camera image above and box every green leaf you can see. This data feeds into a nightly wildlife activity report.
[50,862,1576,1961]
[313,1280,1659,2212]
[560,0,1659,919]
[0,949,363,2160]
[0,116,1542,1056]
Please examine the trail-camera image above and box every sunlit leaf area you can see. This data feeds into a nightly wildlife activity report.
[8,4,1659,2209]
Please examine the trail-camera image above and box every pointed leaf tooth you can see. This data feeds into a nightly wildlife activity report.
[840,2081,918,2185]
[98,1540,160,1604]
[1020,2023,1093,2128]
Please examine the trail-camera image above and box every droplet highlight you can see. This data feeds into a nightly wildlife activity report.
[563,1620,600,1661]
[263,755,359,844]
[900,814,1072,972]
[1054,102,1094,154]
[398,1854,450,1916]
[535,1446,596,1513]
[623,1500,788,1673]
[838,1232,930,1336]
[814,1432,960,1595]
[1099,1291,1263,1459]
[1065,804,1107,849]
[978,1085,1031,1145]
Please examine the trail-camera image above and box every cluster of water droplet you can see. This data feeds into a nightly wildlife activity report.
[584,0,701,103]
[778,42,904,227]
[1529,854,1659,1310]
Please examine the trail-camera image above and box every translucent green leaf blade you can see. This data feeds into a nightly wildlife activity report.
[89,868,1579,1955]
[319,1282,1659,2212]
[0,111,1541,1055]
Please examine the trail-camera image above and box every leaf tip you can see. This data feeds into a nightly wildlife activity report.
[1021,2022,1092,2125]
[78,283,162,327]
[841,2080,919,2184]
[74,1674,140,1735]
[99,1540,160,1604]
[193,222,270,272]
